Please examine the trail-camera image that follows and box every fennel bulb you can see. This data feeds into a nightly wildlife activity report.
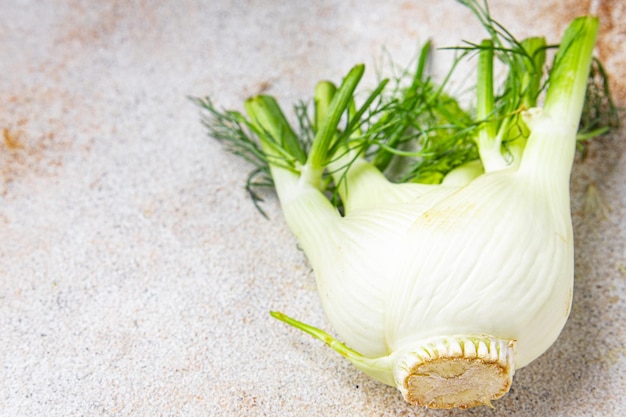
[195,4,613,409]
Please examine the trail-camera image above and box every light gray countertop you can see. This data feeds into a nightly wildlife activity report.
[1,1,625,416]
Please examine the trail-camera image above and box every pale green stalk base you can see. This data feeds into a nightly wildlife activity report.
[394,335,516,409]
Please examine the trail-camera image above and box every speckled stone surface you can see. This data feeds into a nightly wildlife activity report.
[1,1,624,416]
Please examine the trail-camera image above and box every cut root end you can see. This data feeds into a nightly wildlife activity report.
[394,335,516,409]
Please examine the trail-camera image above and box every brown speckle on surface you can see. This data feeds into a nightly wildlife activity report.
[3,127,23,150]
[594,0,626,103]
[0,91,73,194]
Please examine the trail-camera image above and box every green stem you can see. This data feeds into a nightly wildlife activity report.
[307,64,365,171]
[244,95,307,166]
[520,16,599,178]
[314,81,337,134]
[502,37,547,164]
[476,39,507,172]
[270,311,396,386]
[519,37,547,109]
[270,311,365,360]
[413,40,432,90]
[543,17,599,128]
[476,39,495,140]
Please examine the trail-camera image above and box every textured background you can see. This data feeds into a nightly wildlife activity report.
[1,1,625,416]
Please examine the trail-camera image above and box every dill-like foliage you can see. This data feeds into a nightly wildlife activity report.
[193,0,618,213]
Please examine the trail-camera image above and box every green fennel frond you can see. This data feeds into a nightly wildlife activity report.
[579,57,621,140]
[193,0,618,213]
